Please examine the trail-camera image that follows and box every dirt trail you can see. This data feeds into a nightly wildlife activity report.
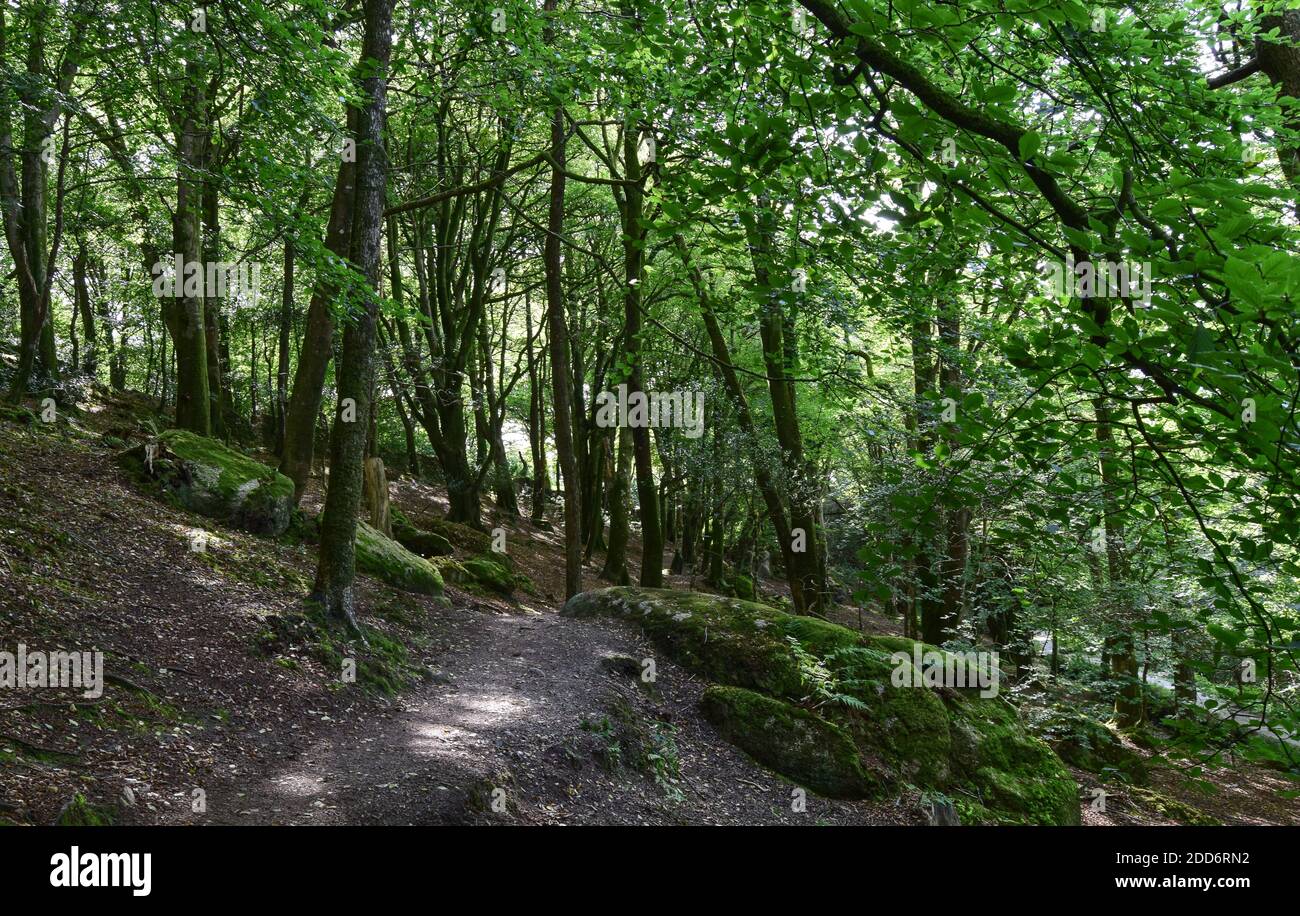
[188,602,915,826]
[0,411,914,826]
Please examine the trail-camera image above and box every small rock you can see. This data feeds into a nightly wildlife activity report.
[599,654,642,679]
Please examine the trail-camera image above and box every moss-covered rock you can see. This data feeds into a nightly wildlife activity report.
[865,634,1010,697]
[823,645,953,785]
[562,586,1079,823]
[355,522,444,595]
[701,685,878,797]
[429,552,522,596]
[724,571,757,602]
[461,555,515,594]
[431,556,468,582]
[0,403,38,427]
[563,587,806,697]
[420,515,492,553]
[947,697,1082,825]
[1028,708,1150,786]
[391,507,454,557]
[118,429,294,536]
[53,794,115,826]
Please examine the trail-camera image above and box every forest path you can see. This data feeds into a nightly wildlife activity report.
[195,605,596,824]
[193,600,914,826]
[0,416,910,826]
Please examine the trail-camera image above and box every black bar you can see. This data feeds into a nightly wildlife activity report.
[3,825,1285,899]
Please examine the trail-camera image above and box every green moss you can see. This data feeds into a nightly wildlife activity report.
[1028,707,1149,785]
[55,794,115,826]
[865,634,937,656]
[1129,786,1220,825]
[864,634,1010,696]
[563,586,1080,824]
[701,685,878,798]
[824,646,953,786]
[724,571,756,601]
[355,522,444,595]
[0,404,38,426]
[461,555,515,594]
[118,429,294,536]
[563,587,809,698]
[781,614,865,658]
[391,507,454,557]
[947,697,1081,825]
[431,556,470,585]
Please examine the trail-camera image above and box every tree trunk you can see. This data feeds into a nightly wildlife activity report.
[165,57,211,436]
[601,425,632,584]
[312,0,393,628]
[620,121,663,587]
[543,0,581,599]
[745,202,823,611]
[1094,396,1144,728]
[280,106,359,499]
[73,244,96,375]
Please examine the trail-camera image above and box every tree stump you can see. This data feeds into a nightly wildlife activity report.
[363,456,392,537]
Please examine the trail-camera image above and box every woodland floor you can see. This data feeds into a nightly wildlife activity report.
[0,389,1295,826]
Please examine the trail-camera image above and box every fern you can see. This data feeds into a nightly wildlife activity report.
[788,637,869,712]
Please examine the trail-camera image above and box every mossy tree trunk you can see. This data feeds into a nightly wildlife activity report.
[1,1,84,402]
[744,200,824,613]
[280,105,358,500]
[601,425,632,584]
[544,0,582,599]
[617,117,662,588]
[200,132,234,439]
[312,0,393,629]
[166,55,212,436]
[525,288,549,525]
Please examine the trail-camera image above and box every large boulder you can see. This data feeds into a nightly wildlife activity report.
[701,685,878,798]
[948,698,1083,826]
[118,429,294,536]
[355,522,444,596]
[459,555,515,595]
[563,586,1080,824]
[391,508,454,558]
